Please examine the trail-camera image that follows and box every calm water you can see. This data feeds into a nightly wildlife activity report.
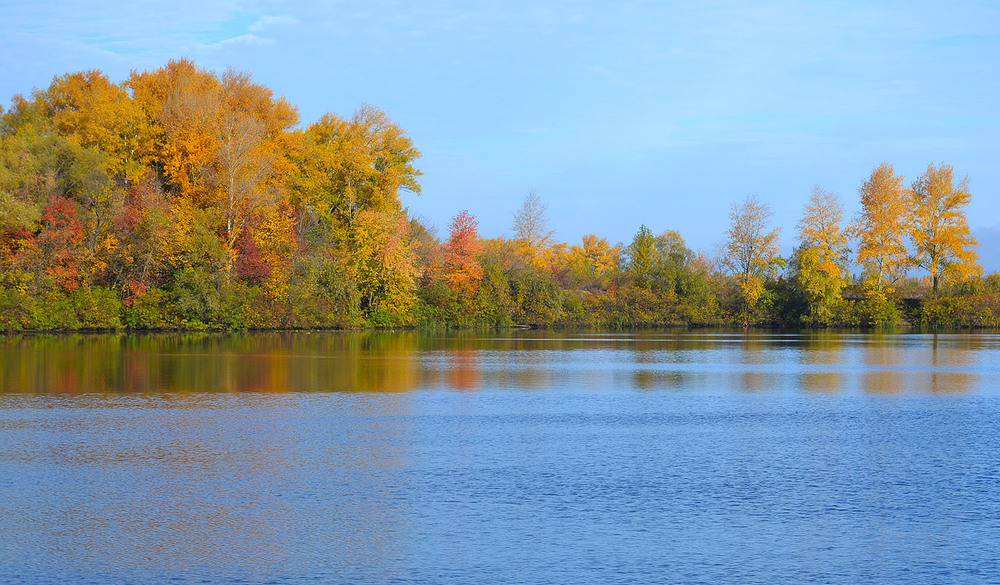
[1,331,999,584]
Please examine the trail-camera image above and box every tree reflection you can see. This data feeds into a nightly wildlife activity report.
[446,349,481,391]
[0,331,993,396]
[0,333,423,394]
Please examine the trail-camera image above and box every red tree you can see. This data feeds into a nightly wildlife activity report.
[442,210,483,300]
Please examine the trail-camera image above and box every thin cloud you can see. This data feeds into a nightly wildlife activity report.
[219,34,274,47]
[249,15,298,33]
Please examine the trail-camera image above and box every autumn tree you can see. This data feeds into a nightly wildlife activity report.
[37,70,147,179]
[909,163,979,291]
[793,186,849,324]
[104,171,174,300]
[295,104,421,237]
[128,58,222,202]
[567,234,618,286]
[35,196,88,291]
[512,188,554,268]
[205,69,298,274]
[852,162,910,290]
[723,195,783,320]
[352,209,419,323]
[442,210,483,302]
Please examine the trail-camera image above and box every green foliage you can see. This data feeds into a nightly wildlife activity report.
[510,269,562,326]
[853,281,902,328]
[168,266,224,324]
[123,288,172,329]
[627,225,656,289]
[473,255,514,328]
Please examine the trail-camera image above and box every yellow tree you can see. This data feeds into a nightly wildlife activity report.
[129,59,223,205]
[794,187,849,323]
[723,195,782,319]
[129,63,299,276]
[568,234,618,282]
[38,70,147,178]
[852,162,910,289]
[205,68,298,273]
[352,209,419,322]
[909,163,979,291]
[295,105,422,237]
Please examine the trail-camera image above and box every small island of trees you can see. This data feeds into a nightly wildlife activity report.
[0,60,995,331]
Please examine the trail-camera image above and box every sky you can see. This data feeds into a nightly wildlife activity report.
[3,0,999,267]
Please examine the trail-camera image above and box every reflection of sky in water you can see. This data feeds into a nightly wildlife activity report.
[3,387,1000,582]
[2,332,1000,395]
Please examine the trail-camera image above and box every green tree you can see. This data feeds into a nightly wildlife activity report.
[627,225,656,289]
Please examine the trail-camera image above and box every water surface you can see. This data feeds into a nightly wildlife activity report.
[2,331,998,583]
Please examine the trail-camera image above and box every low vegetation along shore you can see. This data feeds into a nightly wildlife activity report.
[1,60,996,332]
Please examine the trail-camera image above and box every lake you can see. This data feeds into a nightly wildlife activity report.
[2,331,999,584]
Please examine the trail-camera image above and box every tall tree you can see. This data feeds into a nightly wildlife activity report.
[852,162,910,289]
[627,225,657,289]
[38,70,147,178]
[654,229,694,294]
[205,68,298,273]
[794,187,849,323]
[128,59,221,201]
[909,163,979,291]
[512,188,554,268]
[442,210,483,302]
[723,195,782,318]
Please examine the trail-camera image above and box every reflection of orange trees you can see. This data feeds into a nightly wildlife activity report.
[927,371,973,394]
[735,371,776,393]
[801,330,846,362]
[446,349,481,391]
[861,370,903,394]
[799,331,847,393]
[800,372,844,394]
[860,336,904,394]
[924,335,975,394]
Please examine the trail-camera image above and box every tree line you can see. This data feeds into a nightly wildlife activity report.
[0,60,996,331]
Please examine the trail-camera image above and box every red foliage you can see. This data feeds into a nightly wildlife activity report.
[0,228,33,262]
[38,196,85,291]
[235,225,271,285]
[442,210,483,298]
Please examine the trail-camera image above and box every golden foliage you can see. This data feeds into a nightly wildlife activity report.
[795,187,849,322]
[909,163,980,290]
[852,162,910,289]
[296,104,421,234]
[352,209,419,321]
[723,195,782,316]
[569,234,619,278]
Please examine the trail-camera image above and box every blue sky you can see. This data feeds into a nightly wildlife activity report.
[3,1,999,267]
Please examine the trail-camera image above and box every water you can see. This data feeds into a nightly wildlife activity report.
[1,331,999,583]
